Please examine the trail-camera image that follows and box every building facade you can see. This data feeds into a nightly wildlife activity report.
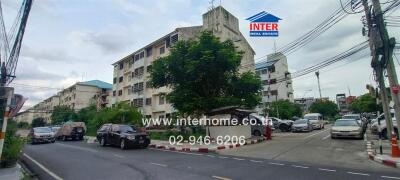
[255,52,294,114]
[14,80,112,124]
[111,6,255,119]
[294,97,315,113]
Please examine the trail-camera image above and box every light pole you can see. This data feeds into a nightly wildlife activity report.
[315,71,322,99]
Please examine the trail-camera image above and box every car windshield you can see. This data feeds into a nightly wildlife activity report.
[34,127,52,133]
[334,120,358,126]
[304,116,317,120]
[120,125,136,133]
[343,115,360,120]
[294,120,307,124]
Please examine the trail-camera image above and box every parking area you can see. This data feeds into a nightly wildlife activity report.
[218,124,399,173]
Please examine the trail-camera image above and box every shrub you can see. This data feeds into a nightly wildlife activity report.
[1,120,24,168]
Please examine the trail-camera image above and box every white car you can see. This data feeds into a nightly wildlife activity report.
[304,113,324,130]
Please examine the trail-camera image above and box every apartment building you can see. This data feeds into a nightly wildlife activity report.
[14,80,112,124]
[294,97,315,113]
[111,6,255,119]
[255,52,294,114]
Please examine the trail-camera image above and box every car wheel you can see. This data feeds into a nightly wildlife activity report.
[253,130,261,137]
[51,139,55,143]
[120,139,126,150]
[100,137,106,147]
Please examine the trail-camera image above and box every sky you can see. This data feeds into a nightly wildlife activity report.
[2,0,400,110]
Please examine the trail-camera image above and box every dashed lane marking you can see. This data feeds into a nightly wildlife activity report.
[212,175,233,180]
[318,168,336,172]
[23,153,63,180]
[382,176,400,179]
[269,162,285,166]
[152,148,203,156]
[150,162,167,167]
[113,154,124,158]
[250,160,263,163]
[347,172,370,176]
[207,155,215,158]
[291,165,309,169]
[232,158,245,161]
[218,156,228,159]
[303,129,329,139]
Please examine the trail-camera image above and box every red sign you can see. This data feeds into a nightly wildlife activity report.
[392,86,400,94]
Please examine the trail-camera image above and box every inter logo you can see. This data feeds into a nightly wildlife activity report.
[246,11,282,37]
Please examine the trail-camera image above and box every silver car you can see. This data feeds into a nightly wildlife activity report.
[29,127,56,144]
[292,119,313,132]
[331,119,363,139]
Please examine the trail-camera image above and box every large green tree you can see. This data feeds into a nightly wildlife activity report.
[349,94,381,113]
[76,104,97,124]
[264,100,303,119]
[150,31,262,116]
[51,105,76,125]
[309,100,339,118]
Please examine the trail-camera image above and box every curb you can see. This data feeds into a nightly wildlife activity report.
[149,137,266,153]
[366,141,400,168]
[84,136,98,143]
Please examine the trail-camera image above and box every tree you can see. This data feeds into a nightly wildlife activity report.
[76,104,97,124]
[309,100,339,118]
[150,31,262,116]
[349,94,381,113]
[31,117,46,128]
[264,100,302,119]
[51,105,76,125]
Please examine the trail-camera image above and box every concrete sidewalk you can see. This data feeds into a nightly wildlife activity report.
[0,164,23,180]
[367,140,400,168]
[149,136,267,153]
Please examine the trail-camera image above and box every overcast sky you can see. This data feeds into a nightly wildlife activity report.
[2,0,400,109]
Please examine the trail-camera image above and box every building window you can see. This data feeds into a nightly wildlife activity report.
[261,69,268,74]
[160,46,165,54]
[159,95,165,105]
[113,77,117,84]
[119,63,123,70]
[170,34,178,44]
[118,90,123,96]
[134,54,140,61]
[140,51,144,59]
[262,80,268,85]
[146,47,152,57]
[113,91,116,96]
[270,90,278,96]
[269,79,276,84]
[119,76,123,83]
[133,98,143,107]
[145,98,152,105]
[269,65,275,73]
[146,81,152,88]
[263,91,268,96]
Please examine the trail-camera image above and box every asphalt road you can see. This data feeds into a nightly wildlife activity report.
[220,124,399,174]
[22,138,400,180]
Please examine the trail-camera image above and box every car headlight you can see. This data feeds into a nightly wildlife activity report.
[127,136,135,140]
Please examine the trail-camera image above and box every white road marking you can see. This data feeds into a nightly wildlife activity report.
[382,176,400,179]
[269,162,285,166]
[322,134,331,140]
[304,129,329,139]
[218,156,228,159]
[347,172,370,176]
[152,148,203,156]
[150,162,167,167]
[212,175,232,180]
[56,142,98,153]
[207,155,215,158]
[250,160,263,163]
[291,165,309,169]
[318,168,336,172]
[113,154,124,158]
[233,158,245,161]
[23,153,63,180]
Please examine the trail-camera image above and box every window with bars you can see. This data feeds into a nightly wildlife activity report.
[146,47,152,57]
[145,98,152,105]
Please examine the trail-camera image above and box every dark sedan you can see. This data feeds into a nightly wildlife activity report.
[97,124,150,150]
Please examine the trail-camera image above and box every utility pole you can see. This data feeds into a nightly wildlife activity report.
[361,0,393,138]
[371,0,399,139]
[315,71,322,99]
[0,63,13,160]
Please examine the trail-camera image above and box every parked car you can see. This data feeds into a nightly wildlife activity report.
[55,122,86,141]
[304,113,324,130]
[370,109,398,139]
[29,127,55,144]
[97,124,150,149]
[270,117,293,132]
[50,126,61,134]
[342,114,367,133]
[249,114,273,136]
[331,119,363,139]
[292,119,313,132]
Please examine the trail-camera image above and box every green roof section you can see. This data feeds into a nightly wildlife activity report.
[80,80,112,90]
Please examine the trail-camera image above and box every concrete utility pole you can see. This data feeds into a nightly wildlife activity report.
[315,71,322,99]
[361,0,394,138]
[0,64,13,159]
[371,0,399,138]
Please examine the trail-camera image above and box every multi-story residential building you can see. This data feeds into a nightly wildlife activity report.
[336,93,348,114]
[14,80,112,124]
[255,52,294,114]
[111,6,255,119]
